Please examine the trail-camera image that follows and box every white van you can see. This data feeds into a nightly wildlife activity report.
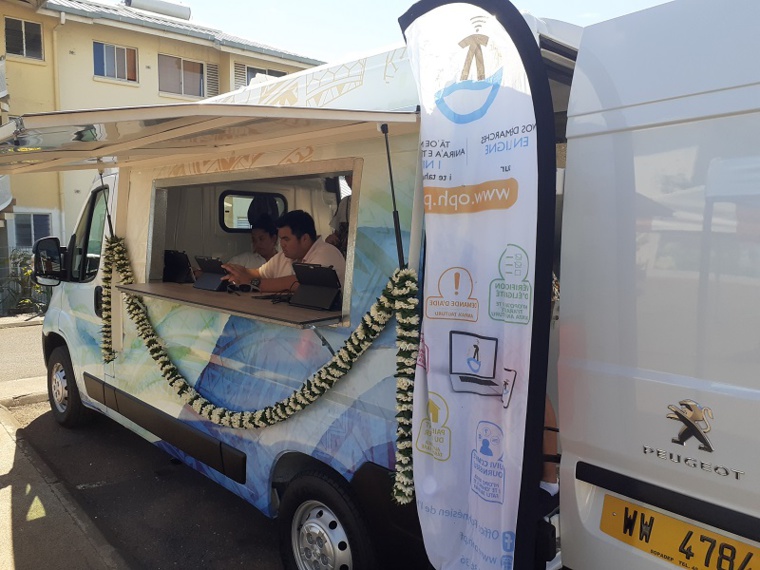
[3,0,759,568]
[558,0,760,568]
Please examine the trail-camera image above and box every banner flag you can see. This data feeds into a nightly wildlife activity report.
[400,1,556,568]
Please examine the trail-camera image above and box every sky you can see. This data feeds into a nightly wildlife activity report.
[176,0,673,63]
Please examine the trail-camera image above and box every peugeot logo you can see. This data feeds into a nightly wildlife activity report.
[666,399,714,452]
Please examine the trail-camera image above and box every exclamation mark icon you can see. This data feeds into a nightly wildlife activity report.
[454,271,460,296]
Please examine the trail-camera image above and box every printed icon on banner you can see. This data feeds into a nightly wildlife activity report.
[470,420,506,503]
[415,392,452,462]
[448,331,501,397]
[501,555,514,570]
[434,19,503,125]
[502,531,516,553]
[501,368,518,409]
[489,244,532,324]
[426,267,479,322]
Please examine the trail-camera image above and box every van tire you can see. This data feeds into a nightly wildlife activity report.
[278,470,376,570]
[47,346,91,427]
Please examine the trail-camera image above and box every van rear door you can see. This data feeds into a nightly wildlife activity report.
[559,1,760,568]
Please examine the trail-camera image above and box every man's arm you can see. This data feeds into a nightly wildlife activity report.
[221,263,296,292]
[221,263,260,284]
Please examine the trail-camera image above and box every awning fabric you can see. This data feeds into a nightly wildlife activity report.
[0,103,419,175]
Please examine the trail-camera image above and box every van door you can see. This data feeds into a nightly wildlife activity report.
[59,185,110,387]
[559,1,760,568]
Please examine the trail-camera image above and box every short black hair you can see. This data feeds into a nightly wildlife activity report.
[276,210,317,241]
[251,213,277,237]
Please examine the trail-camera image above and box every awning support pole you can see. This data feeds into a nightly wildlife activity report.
[381,123,406,269]
[98,168,115,238]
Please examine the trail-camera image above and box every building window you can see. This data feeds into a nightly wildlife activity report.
[5,18,43,60]
[158,54,206,97]
[14,213,51,249]
[233,62,286,89]
[93,42,137,82]
[248,67,286,83]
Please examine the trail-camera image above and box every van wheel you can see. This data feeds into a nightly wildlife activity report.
[278,471,376,570]
[47,346,91,427]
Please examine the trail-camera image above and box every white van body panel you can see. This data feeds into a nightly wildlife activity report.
[560,0,760,567]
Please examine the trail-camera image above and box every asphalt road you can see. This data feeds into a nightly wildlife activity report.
[9,401,284,570]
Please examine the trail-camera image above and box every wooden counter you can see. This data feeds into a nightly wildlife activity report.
[116,282,343,328]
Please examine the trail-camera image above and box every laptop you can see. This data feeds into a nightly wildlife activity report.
[163,250,194,283]
[193,256,228,292]
[288,262,342,310]
[448,331,501,397]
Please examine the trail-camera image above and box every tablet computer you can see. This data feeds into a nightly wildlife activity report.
[193,256,227,291]
[289,263,341,310]
[195,256,226,275]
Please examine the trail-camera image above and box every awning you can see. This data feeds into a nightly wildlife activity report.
[0,103,419,175]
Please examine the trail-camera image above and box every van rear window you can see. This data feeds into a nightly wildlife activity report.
[219,191,286,232]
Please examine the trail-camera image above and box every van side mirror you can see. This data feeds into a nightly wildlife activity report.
[32,236,66,286]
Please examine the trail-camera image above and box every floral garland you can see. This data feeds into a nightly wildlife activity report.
[101,235,419,504]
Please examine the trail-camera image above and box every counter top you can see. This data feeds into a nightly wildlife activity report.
[116,282,343,328]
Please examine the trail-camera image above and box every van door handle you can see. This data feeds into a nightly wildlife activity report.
[94,285,103,318]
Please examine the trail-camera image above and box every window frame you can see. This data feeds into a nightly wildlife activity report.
[246,65,286,84]
[218,190,288,233]
[93,41,138,82]
[68,186,109,283]
[5,17,43,60]
[158,53,207,97]
[12,211,52,249]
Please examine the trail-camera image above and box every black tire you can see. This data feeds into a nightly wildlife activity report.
[278,470,377,570]
[47,346,91,427]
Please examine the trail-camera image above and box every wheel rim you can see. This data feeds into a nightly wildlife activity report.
[50,362,69,414]
[291,500,352,570]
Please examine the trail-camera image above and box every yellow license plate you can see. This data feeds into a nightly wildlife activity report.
[600,495,760,570]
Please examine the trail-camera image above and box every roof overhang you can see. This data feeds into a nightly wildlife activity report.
[0,103,419,175]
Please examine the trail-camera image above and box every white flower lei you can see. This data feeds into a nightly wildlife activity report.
[101,235,419,504]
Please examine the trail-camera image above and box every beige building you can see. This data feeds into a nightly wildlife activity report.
[0,0,320,289]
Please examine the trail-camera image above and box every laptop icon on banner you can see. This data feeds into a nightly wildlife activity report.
[448,331,500,397]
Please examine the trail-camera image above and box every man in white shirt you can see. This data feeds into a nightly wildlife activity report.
[222,210,346,293]
[226,214,279,269]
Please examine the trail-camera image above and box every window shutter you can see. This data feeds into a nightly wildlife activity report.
[233,62,247,89]
[206,63,219,96]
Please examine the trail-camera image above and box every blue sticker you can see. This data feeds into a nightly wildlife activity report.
[502,531,515,553]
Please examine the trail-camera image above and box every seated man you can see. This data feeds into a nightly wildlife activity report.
[222,209,346,293]
[227,213,279,269]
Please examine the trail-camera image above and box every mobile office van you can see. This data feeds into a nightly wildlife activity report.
[0,28,560,567]
[7,0,760,568]
[1,20,577,567]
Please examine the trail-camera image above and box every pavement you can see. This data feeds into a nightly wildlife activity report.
[0,316,129,569]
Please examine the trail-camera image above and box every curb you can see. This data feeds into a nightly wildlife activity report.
[0,391,49,409]
[0,318,44,330]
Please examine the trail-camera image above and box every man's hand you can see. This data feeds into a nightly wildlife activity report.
[221,263,251,285]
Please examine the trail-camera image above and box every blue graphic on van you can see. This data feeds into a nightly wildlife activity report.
[434,68,502,124]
